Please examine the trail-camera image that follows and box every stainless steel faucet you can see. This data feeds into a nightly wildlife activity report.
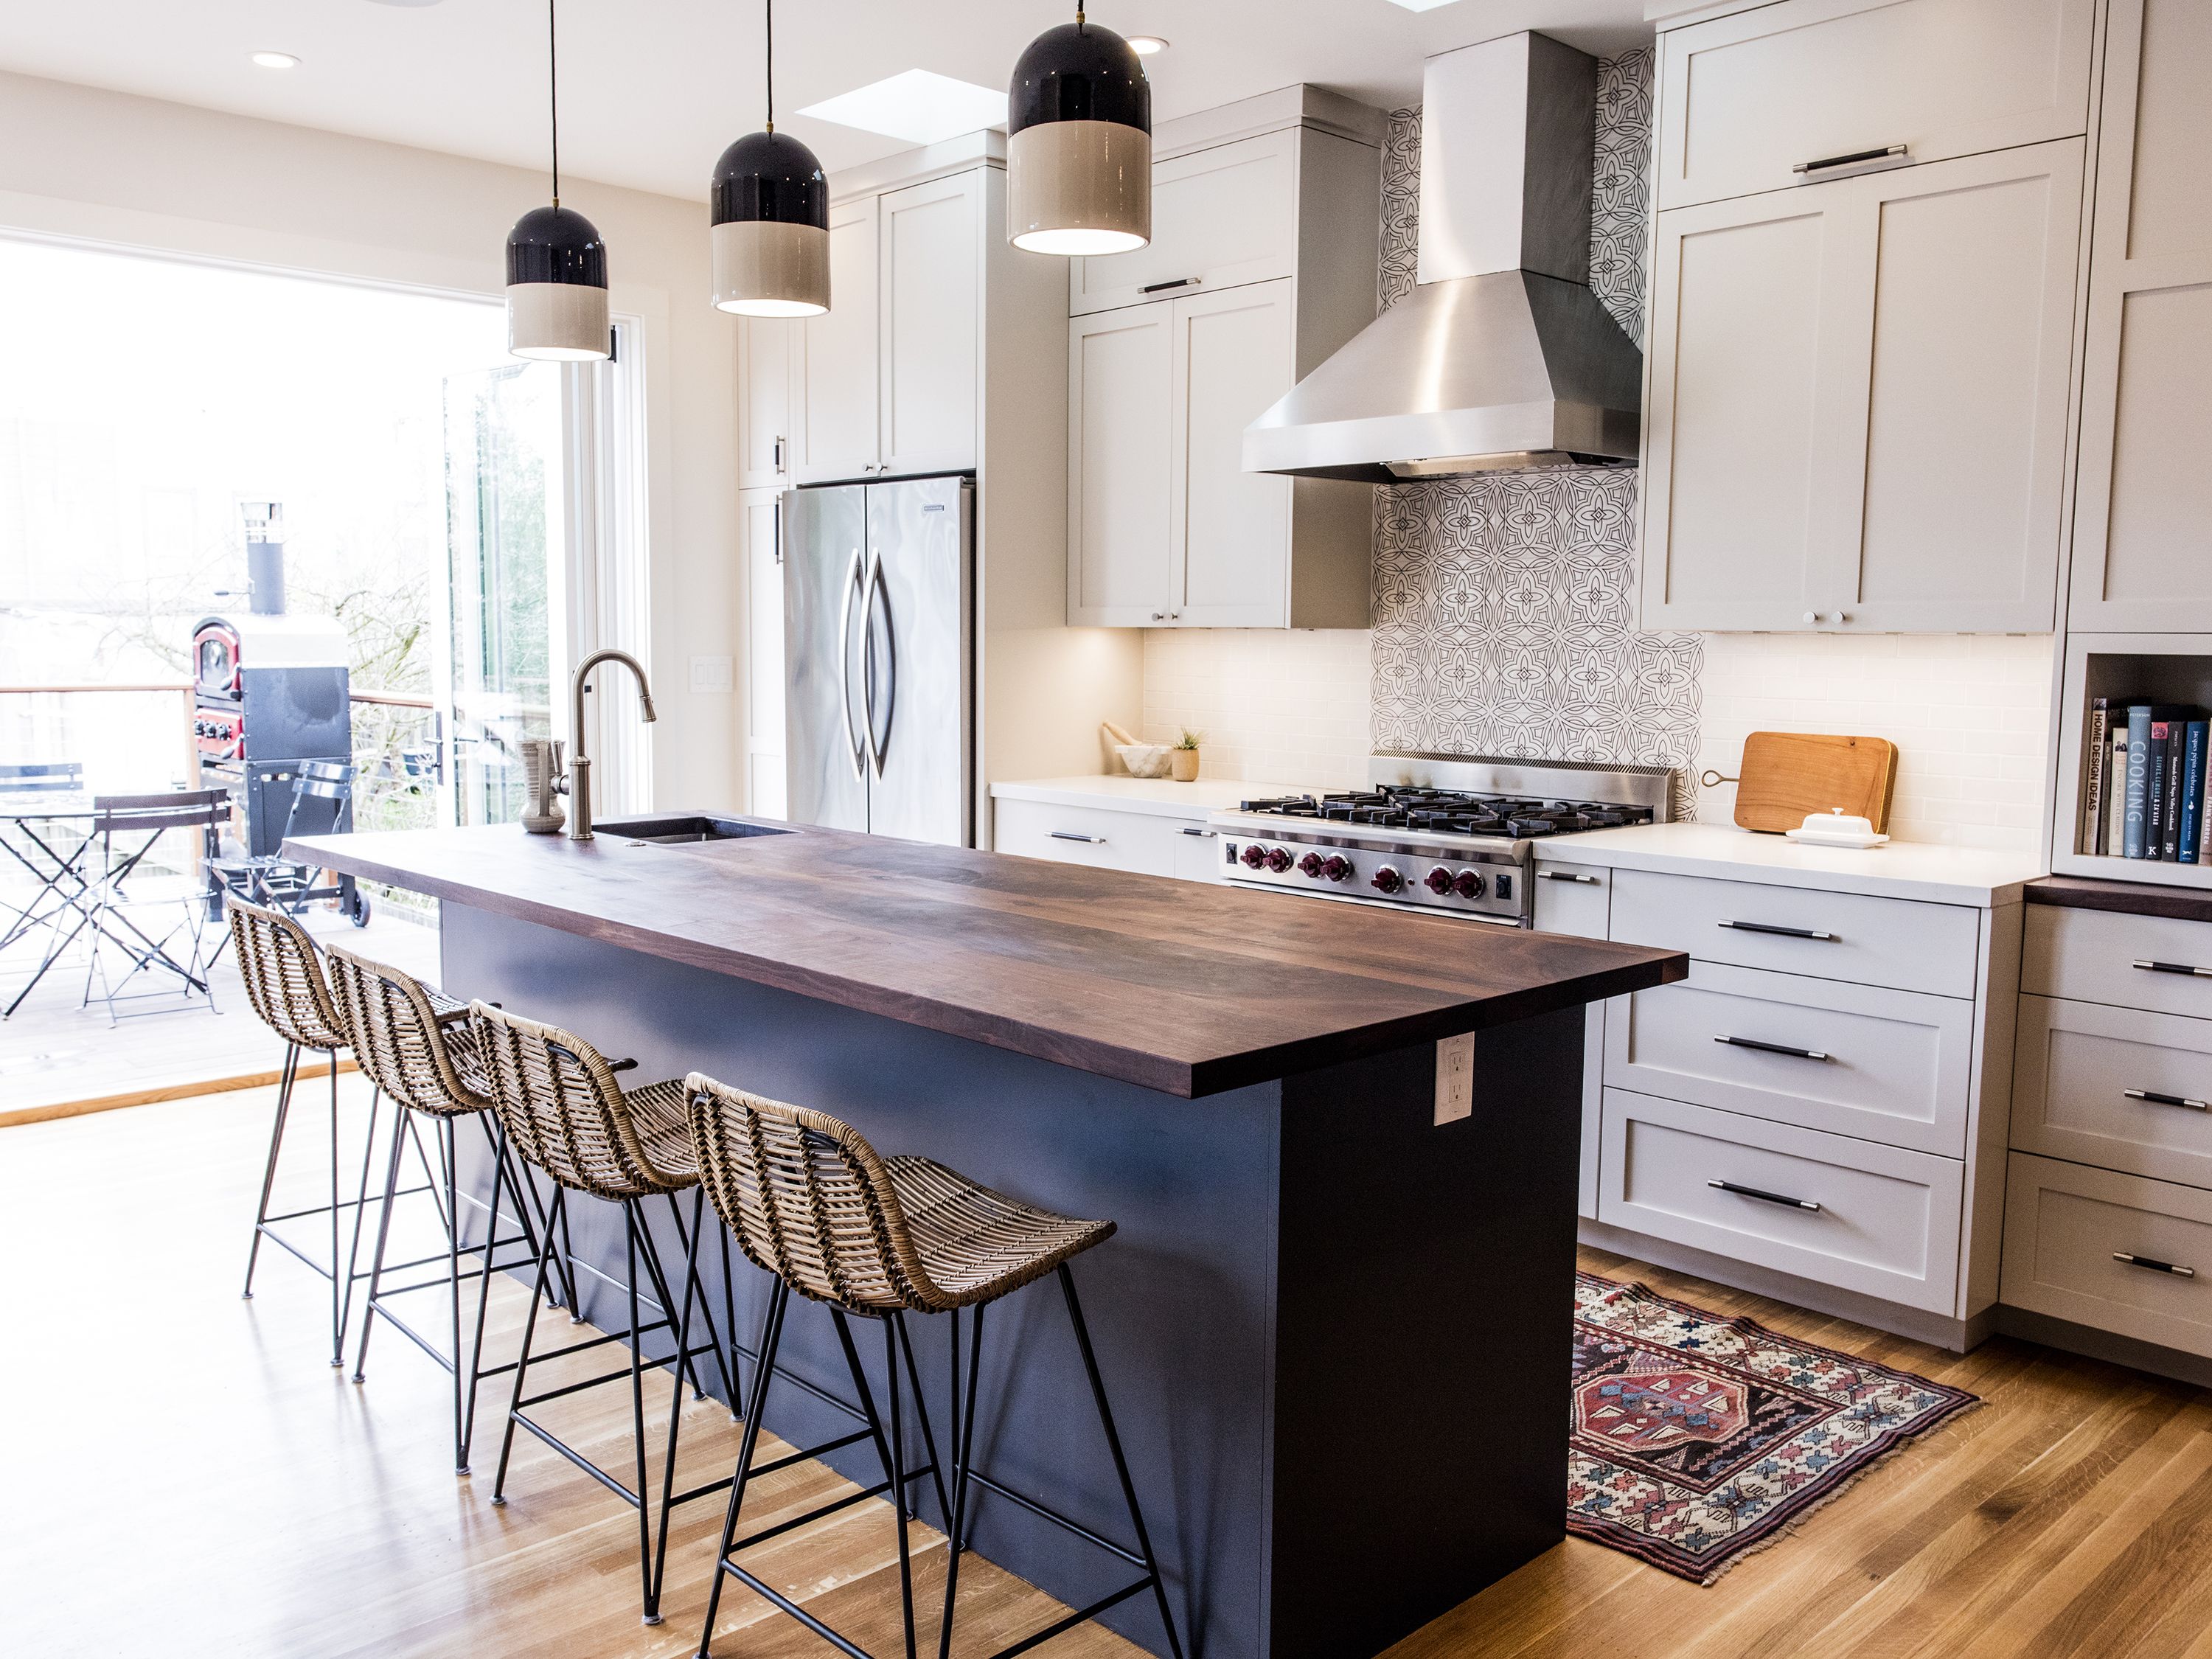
[566,648,656,841]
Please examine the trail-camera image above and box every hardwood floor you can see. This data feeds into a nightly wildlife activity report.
[3,1081,2209,1657]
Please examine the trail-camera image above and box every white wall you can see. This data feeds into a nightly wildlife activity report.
[0,69,742,810]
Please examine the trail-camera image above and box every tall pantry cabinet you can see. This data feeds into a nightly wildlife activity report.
[734,133,1143,842]
[1638,0,2096,635]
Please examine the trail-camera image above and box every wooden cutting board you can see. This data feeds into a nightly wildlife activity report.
[1733,731,1899,833]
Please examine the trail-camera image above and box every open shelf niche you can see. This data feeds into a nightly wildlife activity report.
[2052,634,2212,888]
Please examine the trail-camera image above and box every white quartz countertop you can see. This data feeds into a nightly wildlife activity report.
[1534,821,2047,907]
[990,774,1310,820]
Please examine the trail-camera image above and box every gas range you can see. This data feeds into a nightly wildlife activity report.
[1207,755,1673,926]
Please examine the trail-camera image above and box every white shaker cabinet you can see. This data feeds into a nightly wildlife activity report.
[1067,127,1301,316]
[2066,0,2212,633]
[738,319,795,491]
[1068,305,1178,625]
[1654,0,2093,212]
[1641,139,2084,633]
[877,170,984,479]
[740,488,787,820]
[791,196,881,484]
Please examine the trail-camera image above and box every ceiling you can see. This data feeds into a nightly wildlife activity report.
[0,1,1654,201]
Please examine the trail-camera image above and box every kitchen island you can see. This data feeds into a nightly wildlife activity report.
[291,813,1683,1659]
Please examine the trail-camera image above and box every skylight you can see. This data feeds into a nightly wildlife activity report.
[797,70,1010,147]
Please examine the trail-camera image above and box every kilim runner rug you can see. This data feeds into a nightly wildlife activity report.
[1568,1273,1980,1584]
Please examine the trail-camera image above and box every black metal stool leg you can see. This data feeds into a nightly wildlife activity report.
[648,1188,710,1619]
[491,1186,564,1507]
[625,1202,661,1625]
[336,1086,386,1352]
[936,1301,985,1659]
[349,1101,411,1382]
[696,1277,790,1659]
[883,1315,918,1659]
[895,1312,953,1534]
[1060,1264,1184,1659]
[444,1116,469,1472]
[241,1042,300,1299]
[326,1058,345,1367]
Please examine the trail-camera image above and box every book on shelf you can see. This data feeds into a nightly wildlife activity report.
[2185,720,2209,866]
[2118,703,2206,862]
[2108,728,2129,855]
[2084,696,2112,855]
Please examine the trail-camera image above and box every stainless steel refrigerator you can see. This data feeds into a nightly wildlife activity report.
[785,474,973,846]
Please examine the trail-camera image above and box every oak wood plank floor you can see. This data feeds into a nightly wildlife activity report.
[3,1081,2208,1657]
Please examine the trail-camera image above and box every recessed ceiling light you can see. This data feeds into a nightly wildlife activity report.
[249,51,300,69]
[1382,0,1460,10]
[798,69,1010,147]
[1127,35,1169,55]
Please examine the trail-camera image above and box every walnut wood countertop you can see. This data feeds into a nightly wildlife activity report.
[2026,874,2212,925]
[290,817,1684,1098]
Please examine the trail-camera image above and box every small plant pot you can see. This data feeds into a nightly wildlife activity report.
[1169,748,1200,782]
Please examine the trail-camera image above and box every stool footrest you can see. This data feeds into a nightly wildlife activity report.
[665,1427,878,1511]
[960,1469,1147,1569]
[989,1578,1154,1659]
[512,1335,714,1411]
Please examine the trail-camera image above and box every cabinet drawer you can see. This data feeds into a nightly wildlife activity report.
[1600,1088,1963,1314]
[2025,905,2212,1019]
[1609,869,1979,998]
[2003,1152,2212,1358]
[1655,0,2093,211]
[1170,822,1228,885]
[1532,862,1610,939]
[1069,131,1298,316]
[1607,961,1971,1155]
[2013,995,2212,1190]
[990,799,1178,877]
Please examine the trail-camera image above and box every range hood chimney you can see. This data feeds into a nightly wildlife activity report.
[1243,32,1642,482]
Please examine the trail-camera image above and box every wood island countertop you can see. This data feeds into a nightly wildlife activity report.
[290,816,1685,1098]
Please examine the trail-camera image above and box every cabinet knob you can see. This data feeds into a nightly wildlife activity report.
[1150,611,1167,622]
[1803,611,1822,625]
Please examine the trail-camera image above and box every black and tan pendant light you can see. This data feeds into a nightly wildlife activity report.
[710,0,830,316]
[506,0,610,361]
[1006,5,1152,255]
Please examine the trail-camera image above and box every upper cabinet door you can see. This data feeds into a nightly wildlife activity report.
[2068,0,2212,633]
[1173,282,1296,629]
[1641,189,1850,631]
[1067,305,1178,625]
[739,319,794,491]
[1655,0,2094,212]
[877,171,982,479]
[1829,139,2082,631]
[1068,130,1300,316]
[792,196,880,484]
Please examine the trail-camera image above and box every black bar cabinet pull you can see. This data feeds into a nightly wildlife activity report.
[1718,918,1835,941]
[1792,143,1908,175]
[1714,1034,1831,1062]
[2134,959,2212,979]
[1708,1179,1821,1213]
[1050,830,1105,844]
[1139,276,1200,293]
[1539,870,1600,884]
[2114,1252,2196,1279]
[2125,1088,2211,1112]
[1180,827,1214,838]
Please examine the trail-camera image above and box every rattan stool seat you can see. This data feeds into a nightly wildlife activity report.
[883,1155,1114,1308]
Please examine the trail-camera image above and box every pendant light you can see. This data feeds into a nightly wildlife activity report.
[710,0,830,317]
[506,0,610,361]
[1006,6,1152,256]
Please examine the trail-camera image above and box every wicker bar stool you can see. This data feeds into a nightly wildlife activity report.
[323,944,571,1475]
[229,894,391,1367]
[468,1001,737,1626]
[684,1074,1183,1659]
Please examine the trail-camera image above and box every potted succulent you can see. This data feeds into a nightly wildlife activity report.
[1169,728,1203,783]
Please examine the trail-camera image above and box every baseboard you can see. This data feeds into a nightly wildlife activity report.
[1578,1217,1992,1352]
[1995,1305,2212,1391]
[0,1057,360,1129]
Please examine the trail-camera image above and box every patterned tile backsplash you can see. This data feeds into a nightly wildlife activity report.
[1141,44,2053,850]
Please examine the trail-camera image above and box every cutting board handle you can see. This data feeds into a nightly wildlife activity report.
[1700,769,1739,788]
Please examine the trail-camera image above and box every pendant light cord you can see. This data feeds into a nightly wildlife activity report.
[764,0,775,133]
[548,0,561,206]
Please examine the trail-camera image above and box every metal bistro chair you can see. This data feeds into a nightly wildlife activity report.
[230,894,399,1367]
[324,944,573,1475]
[212,759,371,926]
[468,1001,737,1626]
[78,789,228,1021]
[0,761,88,956]
[684,1075,1183,1659]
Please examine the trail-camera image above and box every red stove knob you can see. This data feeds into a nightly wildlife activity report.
[1241,844,1267,869]
[1371,865,1405,895]
[1454,869,1486,900]
[1265,846,1295,873]
[1298,852,1326,879]
[1424,866,1455,896]
[1322,855,1353,883]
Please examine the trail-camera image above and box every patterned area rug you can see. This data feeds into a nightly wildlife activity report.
[1568,1273,1980,1585]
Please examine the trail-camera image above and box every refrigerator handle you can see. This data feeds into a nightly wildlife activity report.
[837,547,867,781]
[863,550,895,776]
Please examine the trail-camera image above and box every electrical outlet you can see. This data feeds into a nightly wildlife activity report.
[688,655,734,693]
[1434,1033,1475,1125]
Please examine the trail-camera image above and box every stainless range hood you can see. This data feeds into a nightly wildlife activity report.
[1243,32,1643,482]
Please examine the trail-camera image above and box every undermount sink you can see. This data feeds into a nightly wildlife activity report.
[597,813,796,846]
